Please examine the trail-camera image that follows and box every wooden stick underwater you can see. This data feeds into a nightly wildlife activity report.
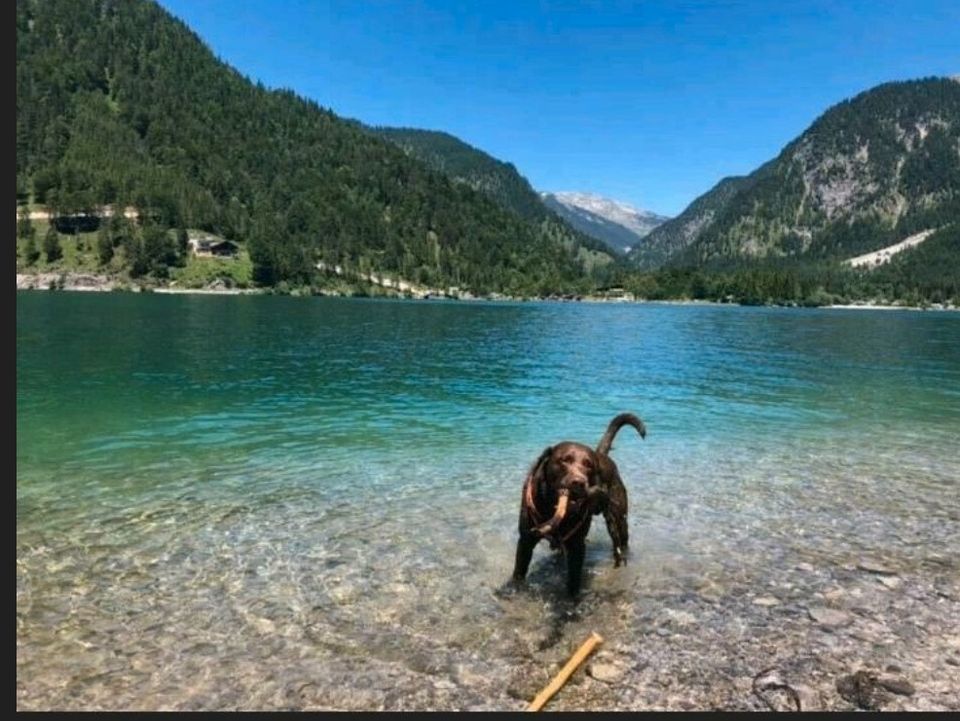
[526,631,604,712]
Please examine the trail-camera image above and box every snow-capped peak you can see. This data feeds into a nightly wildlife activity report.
[540,191,668,237]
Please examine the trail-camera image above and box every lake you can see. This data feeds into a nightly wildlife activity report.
[16,293,960,710]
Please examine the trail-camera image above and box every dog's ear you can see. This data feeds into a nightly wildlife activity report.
[524,446,553,492]
[534,445,553,476]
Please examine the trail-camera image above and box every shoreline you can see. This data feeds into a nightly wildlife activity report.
[15,272,956,311]
[16,272,262,295]
[823,303,957,312]
[152,287,259,295]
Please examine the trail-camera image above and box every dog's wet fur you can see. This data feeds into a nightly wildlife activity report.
[508,413,646,597]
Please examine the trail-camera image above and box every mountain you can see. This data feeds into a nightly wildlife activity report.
[15,0,607,294]
[637,78,960,269]
[540,192,670,254]
[370,127,545,221]
[369,127,617,268]
[627,176,752,268]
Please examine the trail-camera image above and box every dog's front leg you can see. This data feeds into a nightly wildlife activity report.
[565,536,587,597]
[511,531,539,584]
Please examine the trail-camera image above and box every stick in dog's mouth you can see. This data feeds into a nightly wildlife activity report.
[533,489,569,536]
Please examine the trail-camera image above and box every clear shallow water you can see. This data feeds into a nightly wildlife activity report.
[16,294,960,710]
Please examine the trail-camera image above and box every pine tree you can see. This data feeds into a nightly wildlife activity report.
[142,223,175,276]
[97,221,114,265]
[24,234,40,266]
[43,225,62,263]
[176,227,189,266]
[125,233,148,277]
[17,208,35,240]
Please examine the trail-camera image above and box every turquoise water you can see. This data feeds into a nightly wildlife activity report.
[16,294,960,710]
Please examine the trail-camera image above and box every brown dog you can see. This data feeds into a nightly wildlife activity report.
[509,413,646,597]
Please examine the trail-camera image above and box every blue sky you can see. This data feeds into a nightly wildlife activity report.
[158,0,958,216]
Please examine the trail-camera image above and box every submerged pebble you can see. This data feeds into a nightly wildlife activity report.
[588,661,626,683]
[808,607,854,628]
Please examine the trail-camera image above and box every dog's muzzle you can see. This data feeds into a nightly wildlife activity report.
[562,476,590,499]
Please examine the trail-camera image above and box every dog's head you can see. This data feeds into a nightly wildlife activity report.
[524,442,600,536]
[528,442,601,503]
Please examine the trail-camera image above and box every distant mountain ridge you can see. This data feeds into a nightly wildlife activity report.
[631,77,960,269]
[369,126,618,267]
[370,127,545,221]
[540,191,670,254]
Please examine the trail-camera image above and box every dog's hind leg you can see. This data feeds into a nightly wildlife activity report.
[603,477,629,567]
[603,508,628,567]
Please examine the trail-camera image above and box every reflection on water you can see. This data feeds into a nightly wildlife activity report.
[17,295,960,710]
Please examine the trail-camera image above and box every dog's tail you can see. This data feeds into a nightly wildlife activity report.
[596,412,646,456]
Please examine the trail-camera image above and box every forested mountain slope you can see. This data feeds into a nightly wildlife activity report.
[627,176,752,268]
[632,78,960,270]
[370,126,617,265]
[16,0,606,293]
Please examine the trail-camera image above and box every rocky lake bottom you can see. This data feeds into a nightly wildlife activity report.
[17,295,960,710]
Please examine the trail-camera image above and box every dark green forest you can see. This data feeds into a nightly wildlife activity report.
[370,127,549,222]
[369,127,618,271]
[15,0,615,295]
[610,225,960,306]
